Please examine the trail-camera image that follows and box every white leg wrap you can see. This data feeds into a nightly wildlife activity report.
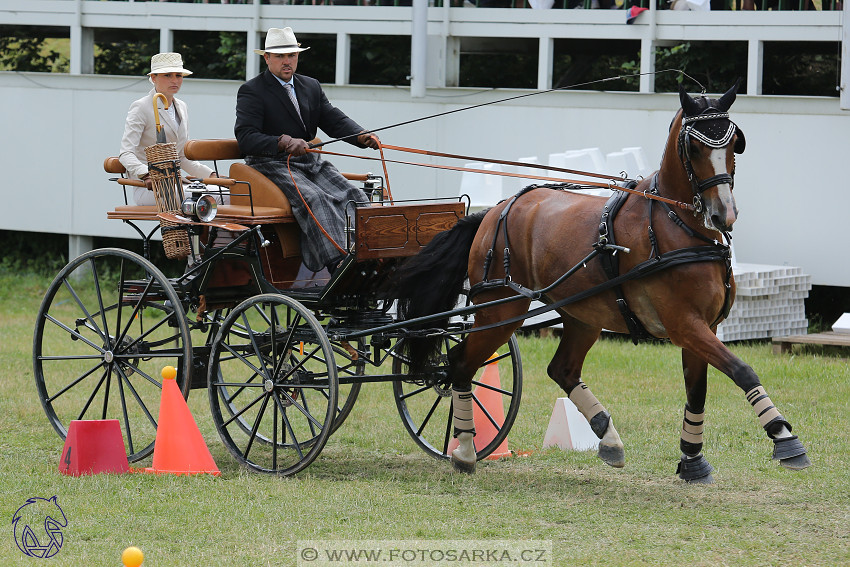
[681,408,705,445]
[568,382,608,421]
[451,389,477,469]
[452,389,475,437]
[745,386,783,429]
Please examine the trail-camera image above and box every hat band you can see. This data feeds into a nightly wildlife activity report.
[265,43,299,50]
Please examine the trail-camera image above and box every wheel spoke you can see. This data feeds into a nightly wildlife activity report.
[44,361,105,404]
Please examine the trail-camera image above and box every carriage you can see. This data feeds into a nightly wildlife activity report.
[32,137,523,476]
[34,83,811,482]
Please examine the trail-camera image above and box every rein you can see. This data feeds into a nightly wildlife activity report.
[309,144,696,212]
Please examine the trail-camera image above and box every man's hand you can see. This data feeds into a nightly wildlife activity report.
[357,132,381,150]
[277,134,309,156]
[141,173,153,190]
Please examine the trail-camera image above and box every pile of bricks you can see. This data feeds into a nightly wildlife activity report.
[716,263,811,342]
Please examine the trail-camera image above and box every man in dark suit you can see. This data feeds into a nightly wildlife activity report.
[235,27,380,274]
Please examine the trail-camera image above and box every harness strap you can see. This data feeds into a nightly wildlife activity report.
[463,245,731,337]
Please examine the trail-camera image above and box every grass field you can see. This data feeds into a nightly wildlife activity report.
[1,272,848,566]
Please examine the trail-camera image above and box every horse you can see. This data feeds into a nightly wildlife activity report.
[393,82,811,482]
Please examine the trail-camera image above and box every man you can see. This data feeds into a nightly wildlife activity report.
[235,27,380,274]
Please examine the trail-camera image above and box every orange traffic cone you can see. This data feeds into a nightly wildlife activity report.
[144,366,220,476]
[59,419,130,476]
[448,354,511,460]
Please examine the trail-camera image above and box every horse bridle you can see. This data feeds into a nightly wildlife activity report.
[676,110,743,214]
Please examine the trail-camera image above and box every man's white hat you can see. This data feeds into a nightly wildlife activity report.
[254,27,310,56]
[148,52,193,76]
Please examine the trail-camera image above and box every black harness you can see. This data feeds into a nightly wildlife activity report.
[466,106,741,341]
[597,174,734,343]
[467,178,734,343]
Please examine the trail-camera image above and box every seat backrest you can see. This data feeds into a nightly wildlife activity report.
[184,139,241,161]
[229,162,293,215]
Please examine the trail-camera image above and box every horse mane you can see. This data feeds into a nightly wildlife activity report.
[393,209,490,372]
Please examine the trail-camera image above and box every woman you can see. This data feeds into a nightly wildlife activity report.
[119,52,217,206]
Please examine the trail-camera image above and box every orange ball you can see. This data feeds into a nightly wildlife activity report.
[122,546,144,567]
[161,366,177,381]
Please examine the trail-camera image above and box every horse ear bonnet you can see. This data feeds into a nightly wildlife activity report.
[733,126,746,154]
[679,81,745,154]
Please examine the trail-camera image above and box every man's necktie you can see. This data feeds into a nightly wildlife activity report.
[284,83,305,128]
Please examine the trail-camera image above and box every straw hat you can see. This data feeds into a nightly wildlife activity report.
[148,52,193,76]
[254,27,310,56]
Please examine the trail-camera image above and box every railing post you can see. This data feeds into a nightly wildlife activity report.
[538,36,553,91]
[411,0,428,98]
[747,38,763,95]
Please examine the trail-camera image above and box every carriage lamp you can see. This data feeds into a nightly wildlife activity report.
[181,180,218,223]
[363,174,384,202]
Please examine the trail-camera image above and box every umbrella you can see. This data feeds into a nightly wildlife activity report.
[153,92,168,144]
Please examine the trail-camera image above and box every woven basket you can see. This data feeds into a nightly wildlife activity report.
[145,142,190,259]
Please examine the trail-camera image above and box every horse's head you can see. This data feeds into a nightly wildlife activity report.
[676,81,746,233]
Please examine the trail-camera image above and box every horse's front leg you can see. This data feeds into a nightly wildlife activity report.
[677,349,715,483]
[673,325,811,470]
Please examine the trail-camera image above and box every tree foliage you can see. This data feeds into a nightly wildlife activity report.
[0,26,69,73]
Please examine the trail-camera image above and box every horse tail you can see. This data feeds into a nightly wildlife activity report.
[394,208,489,372]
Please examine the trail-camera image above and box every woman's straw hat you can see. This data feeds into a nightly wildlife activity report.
[148,52,193,76]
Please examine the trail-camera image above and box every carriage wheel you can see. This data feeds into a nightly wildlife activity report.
[392,333,522,461]
[33,248,192,462]
[208,294,338,475]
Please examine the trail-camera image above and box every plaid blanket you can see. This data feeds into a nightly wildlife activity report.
[246,153,368,271]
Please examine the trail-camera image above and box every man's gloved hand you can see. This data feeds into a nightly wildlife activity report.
[357,132,381,150]
[140,173,153,190]
[277,134,309,157]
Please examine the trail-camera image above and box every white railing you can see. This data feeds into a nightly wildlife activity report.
[1,0,845,96]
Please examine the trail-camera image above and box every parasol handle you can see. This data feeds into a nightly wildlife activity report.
[152,92,169,139]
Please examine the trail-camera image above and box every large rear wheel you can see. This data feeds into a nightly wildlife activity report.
[33,248,192,462]
[208,294,338,475]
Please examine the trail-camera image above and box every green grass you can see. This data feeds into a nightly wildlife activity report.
[2,271,848,566]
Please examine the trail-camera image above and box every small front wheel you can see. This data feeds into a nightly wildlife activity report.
[208,294,338,475]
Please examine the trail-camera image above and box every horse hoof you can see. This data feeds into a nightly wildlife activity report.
[685,473,715,485]
[451,455,476,474]
[780,453,812,470]
[598,444,625,468]
[772,436,809,470]
[677,454,714,483]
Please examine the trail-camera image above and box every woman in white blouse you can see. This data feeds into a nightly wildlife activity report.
[119,52,216,206]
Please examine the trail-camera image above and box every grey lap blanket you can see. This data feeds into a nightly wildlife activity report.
[246,152,368,272]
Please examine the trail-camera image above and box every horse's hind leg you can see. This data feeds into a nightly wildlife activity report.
[677,349,715,483]
[548,318,625,468]
[448,316,525,474]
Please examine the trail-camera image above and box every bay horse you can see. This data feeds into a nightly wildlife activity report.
[393,82,811,482]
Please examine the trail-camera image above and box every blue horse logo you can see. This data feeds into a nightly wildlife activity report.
[12,496,68,558]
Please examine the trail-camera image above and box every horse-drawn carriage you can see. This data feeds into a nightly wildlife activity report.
[33,137,522,476]
[34,82,810,481]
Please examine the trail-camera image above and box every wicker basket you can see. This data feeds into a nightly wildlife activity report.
[145,142,190,259]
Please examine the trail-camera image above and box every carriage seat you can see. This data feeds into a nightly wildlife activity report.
[183,138,369,225]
